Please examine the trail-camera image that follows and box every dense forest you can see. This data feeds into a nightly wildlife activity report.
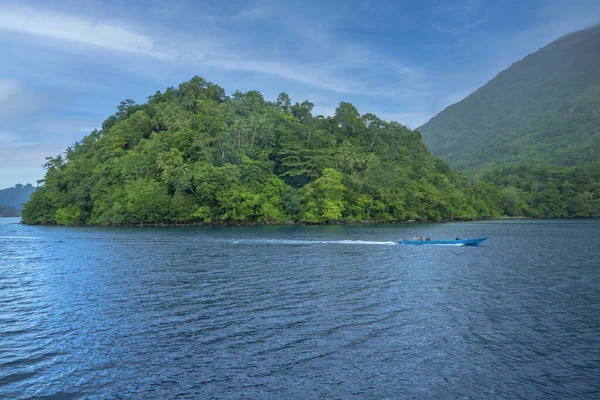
[418,24,600,171]
[22,76,508,225]
[415,25,600,218]
[478,165,600,217]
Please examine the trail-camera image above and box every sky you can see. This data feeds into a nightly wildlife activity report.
[1,0,599,189]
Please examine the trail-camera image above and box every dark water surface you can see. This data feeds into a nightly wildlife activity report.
[1,218,599,399]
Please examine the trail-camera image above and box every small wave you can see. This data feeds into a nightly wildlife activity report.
[334,240,397,246]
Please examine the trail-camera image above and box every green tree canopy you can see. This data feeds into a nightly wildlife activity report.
[23,76,516,225]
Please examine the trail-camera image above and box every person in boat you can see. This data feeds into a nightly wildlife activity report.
[455,236,461,240]
[426,235,431,241]
[413,235,419,240]
[419,236,423,241]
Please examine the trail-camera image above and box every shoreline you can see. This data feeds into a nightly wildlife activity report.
[19,215,598,227]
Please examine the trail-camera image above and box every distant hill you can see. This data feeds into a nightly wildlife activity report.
[0,184,36,210]
[418,24,600,171]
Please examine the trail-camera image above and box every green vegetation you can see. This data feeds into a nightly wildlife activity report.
[416,25,600,218]
[418,25,600,171]
[22,76,505,225]
[480,165,600,217]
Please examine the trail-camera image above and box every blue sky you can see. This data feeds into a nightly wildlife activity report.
[1,0,599,188]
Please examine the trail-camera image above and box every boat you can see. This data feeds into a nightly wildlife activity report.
[397,237,490,246]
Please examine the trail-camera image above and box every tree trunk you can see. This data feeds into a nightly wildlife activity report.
[251,125,257,147]
[199,143,213,167]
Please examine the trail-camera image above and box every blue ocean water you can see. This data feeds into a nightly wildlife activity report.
[1,218,599,399]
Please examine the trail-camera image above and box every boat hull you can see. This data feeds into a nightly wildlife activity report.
[398,237,490,246]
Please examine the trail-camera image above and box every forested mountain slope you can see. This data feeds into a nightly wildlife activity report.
[418,24,600,171]
[22,76,504,225]
[0,184,35,210]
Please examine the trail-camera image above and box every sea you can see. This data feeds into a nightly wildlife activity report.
[1,218,599,399]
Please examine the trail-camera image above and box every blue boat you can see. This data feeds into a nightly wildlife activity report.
[398,237,490,246]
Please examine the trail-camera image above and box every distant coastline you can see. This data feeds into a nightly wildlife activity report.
[20,215,598,228]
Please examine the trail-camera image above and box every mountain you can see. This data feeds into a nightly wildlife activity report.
[0,184,35,210]
[22,76,503,225]
[418,24,600,171]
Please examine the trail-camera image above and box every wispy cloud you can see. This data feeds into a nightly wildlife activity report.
[1,0,599,189]
[0,3,423,96]
[0,5,165,58]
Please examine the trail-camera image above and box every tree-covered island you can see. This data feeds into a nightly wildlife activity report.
[22,76,599,225]
[22,76,508,225]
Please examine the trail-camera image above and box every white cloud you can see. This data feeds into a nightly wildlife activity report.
[0,5,165,58]
[0,3,423,96]
[200,56,355,93]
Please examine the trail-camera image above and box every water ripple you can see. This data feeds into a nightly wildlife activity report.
[0,219,599,399]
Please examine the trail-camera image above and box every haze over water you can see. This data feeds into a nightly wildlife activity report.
[1,218,599,399]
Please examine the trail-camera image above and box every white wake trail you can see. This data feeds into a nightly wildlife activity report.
[232,239,397,246]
